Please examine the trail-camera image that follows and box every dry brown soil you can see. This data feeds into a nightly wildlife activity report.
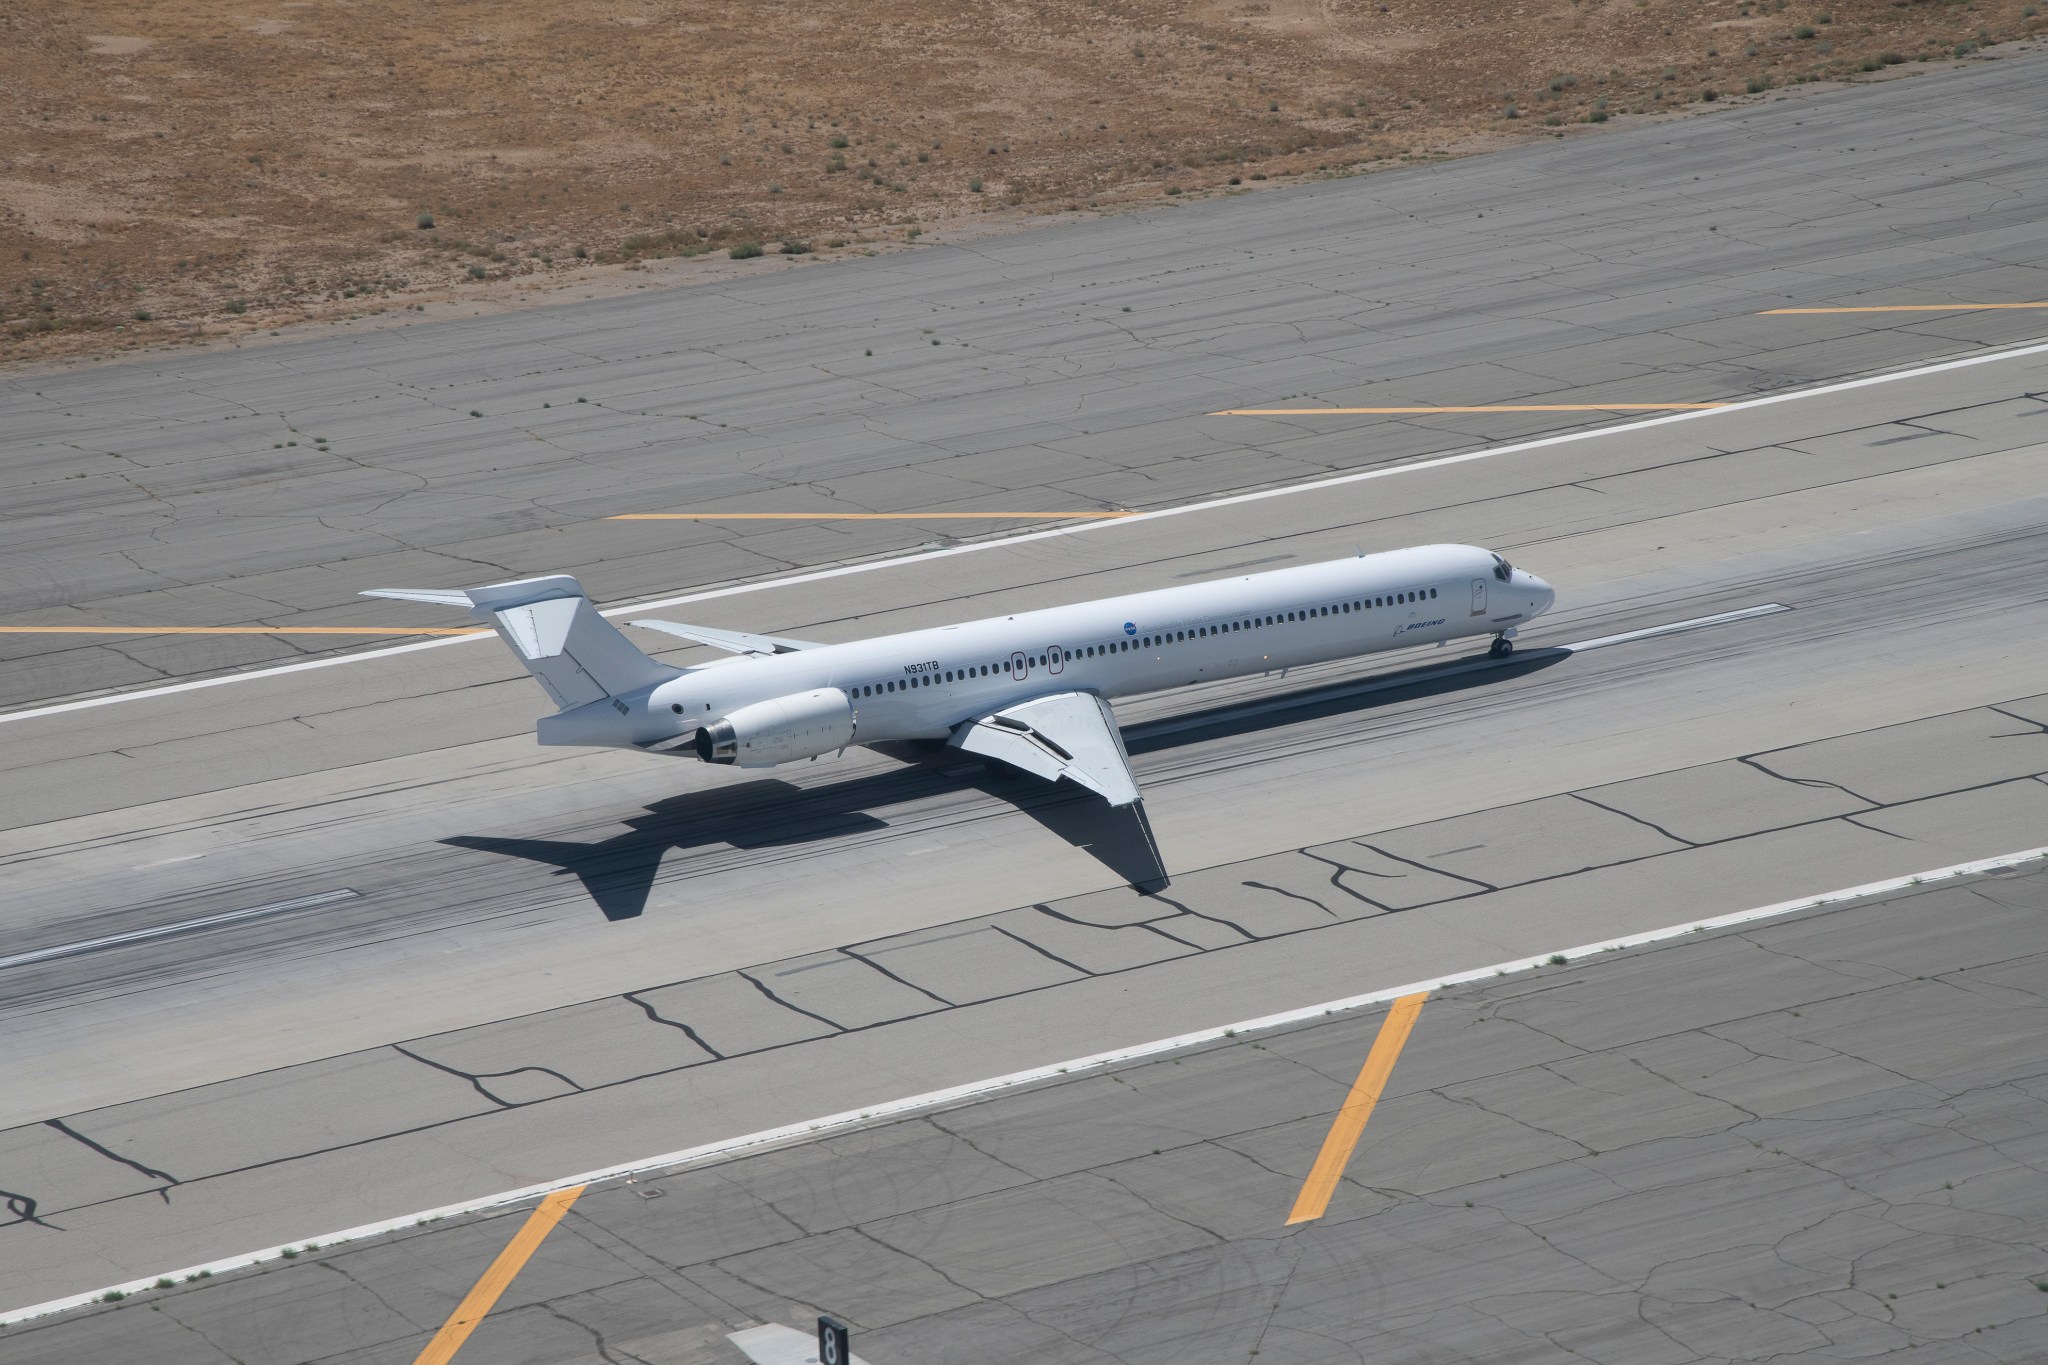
[2,0,2037,365]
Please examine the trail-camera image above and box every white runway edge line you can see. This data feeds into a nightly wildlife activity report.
[4,334,2046,729]
[0,889,359,972]
[8,841,2045,1328]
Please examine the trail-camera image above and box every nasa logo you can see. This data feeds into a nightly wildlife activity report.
[1123,621,1137,636]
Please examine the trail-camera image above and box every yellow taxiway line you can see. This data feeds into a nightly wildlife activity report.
[1211,403,1730,415]
[411,1186,585,1365]
[1761,302,2048,314]
[0,626,486,636]
[1286,992,1428,1226]
[609,511,1135,520]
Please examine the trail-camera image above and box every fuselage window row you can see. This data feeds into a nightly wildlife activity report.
[849,586,1447,700]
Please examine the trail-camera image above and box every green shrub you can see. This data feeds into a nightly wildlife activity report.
[968,178,983,192]
[780,240,811,254]
[1793,24,1815,38]
[1747,74,1772,92]
[728,241,763,259]
[416,212,435,229]
[467,264,487,279]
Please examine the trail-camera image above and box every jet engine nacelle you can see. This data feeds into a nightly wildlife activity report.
[694,687,855,767]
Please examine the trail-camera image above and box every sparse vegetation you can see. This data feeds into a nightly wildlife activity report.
[728,241,764,259]
[4,0,2028,360]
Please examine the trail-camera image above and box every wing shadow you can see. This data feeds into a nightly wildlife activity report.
[445,647,1567,917]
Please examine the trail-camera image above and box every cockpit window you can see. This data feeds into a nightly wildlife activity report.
[1492,553,1512,583]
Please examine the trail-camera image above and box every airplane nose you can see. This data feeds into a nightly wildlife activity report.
[1527,574,1556,615]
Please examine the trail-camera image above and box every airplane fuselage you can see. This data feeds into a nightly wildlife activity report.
[637,543,1553,749]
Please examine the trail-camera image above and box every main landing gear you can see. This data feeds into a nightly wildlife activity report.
[1488,636,1515,660]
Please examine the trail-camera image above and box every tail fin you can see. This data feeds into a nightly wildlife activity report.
[364,575,677,710]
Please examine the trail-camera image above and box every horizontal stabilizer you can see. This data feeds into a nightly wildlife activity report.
[628,619,823,656]
[951,691,1140,807]
[362,575,675,711]
[360,587,471,607]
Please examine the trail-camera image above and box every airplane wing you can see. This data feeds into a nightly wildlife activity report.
[627,620,824,656]
[949,691,1140,807]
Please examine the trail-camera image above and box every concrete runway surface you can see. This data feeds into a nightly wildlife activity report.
[3,45,2048,1363]
[4,863,2045,1363]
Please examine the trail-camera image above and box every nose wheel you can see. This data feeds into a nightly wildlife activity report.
[1488,636,1515,659]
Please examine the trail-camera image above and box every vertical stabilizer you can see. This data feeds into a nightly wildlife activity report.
[363,575,678,710]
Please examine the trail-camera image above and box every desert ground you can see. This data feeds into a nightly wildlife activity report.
[3,0,2038,364]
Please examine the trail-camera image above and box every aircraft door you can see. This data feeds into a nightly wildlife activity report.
[1470,578,1487,616]
[1047,645,1065,675]
[1010,650,1029,680]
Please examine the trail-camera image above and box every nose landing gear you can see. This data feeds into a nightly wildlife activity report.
[1488,636,1515,660]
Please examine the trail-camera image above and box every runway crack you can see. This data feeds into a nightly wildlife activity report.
[735,969,848,1031]
[1239,880,1340,919]
[389,1045,583,1106]
[1568,791,1698,846]
[1736,754,1879,805]
[620,991,726,1058]
[833,947,956,1007]
[44,1118,178,1195]
[989,923,1093,976]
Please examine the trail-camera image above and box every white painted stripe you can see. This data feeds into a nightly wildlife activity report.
[2,336,2044,729]
[1138,604,1789,738]
[1565,602,1792,652]
[0,890,361,971]
[7,841,2044,1328]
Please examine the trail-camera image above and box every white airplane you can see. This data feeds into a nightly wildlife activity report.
[366,543,1554,810]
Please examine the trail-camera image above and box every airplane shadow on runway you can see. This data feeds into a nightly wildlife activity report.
[444,648,1568,920]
